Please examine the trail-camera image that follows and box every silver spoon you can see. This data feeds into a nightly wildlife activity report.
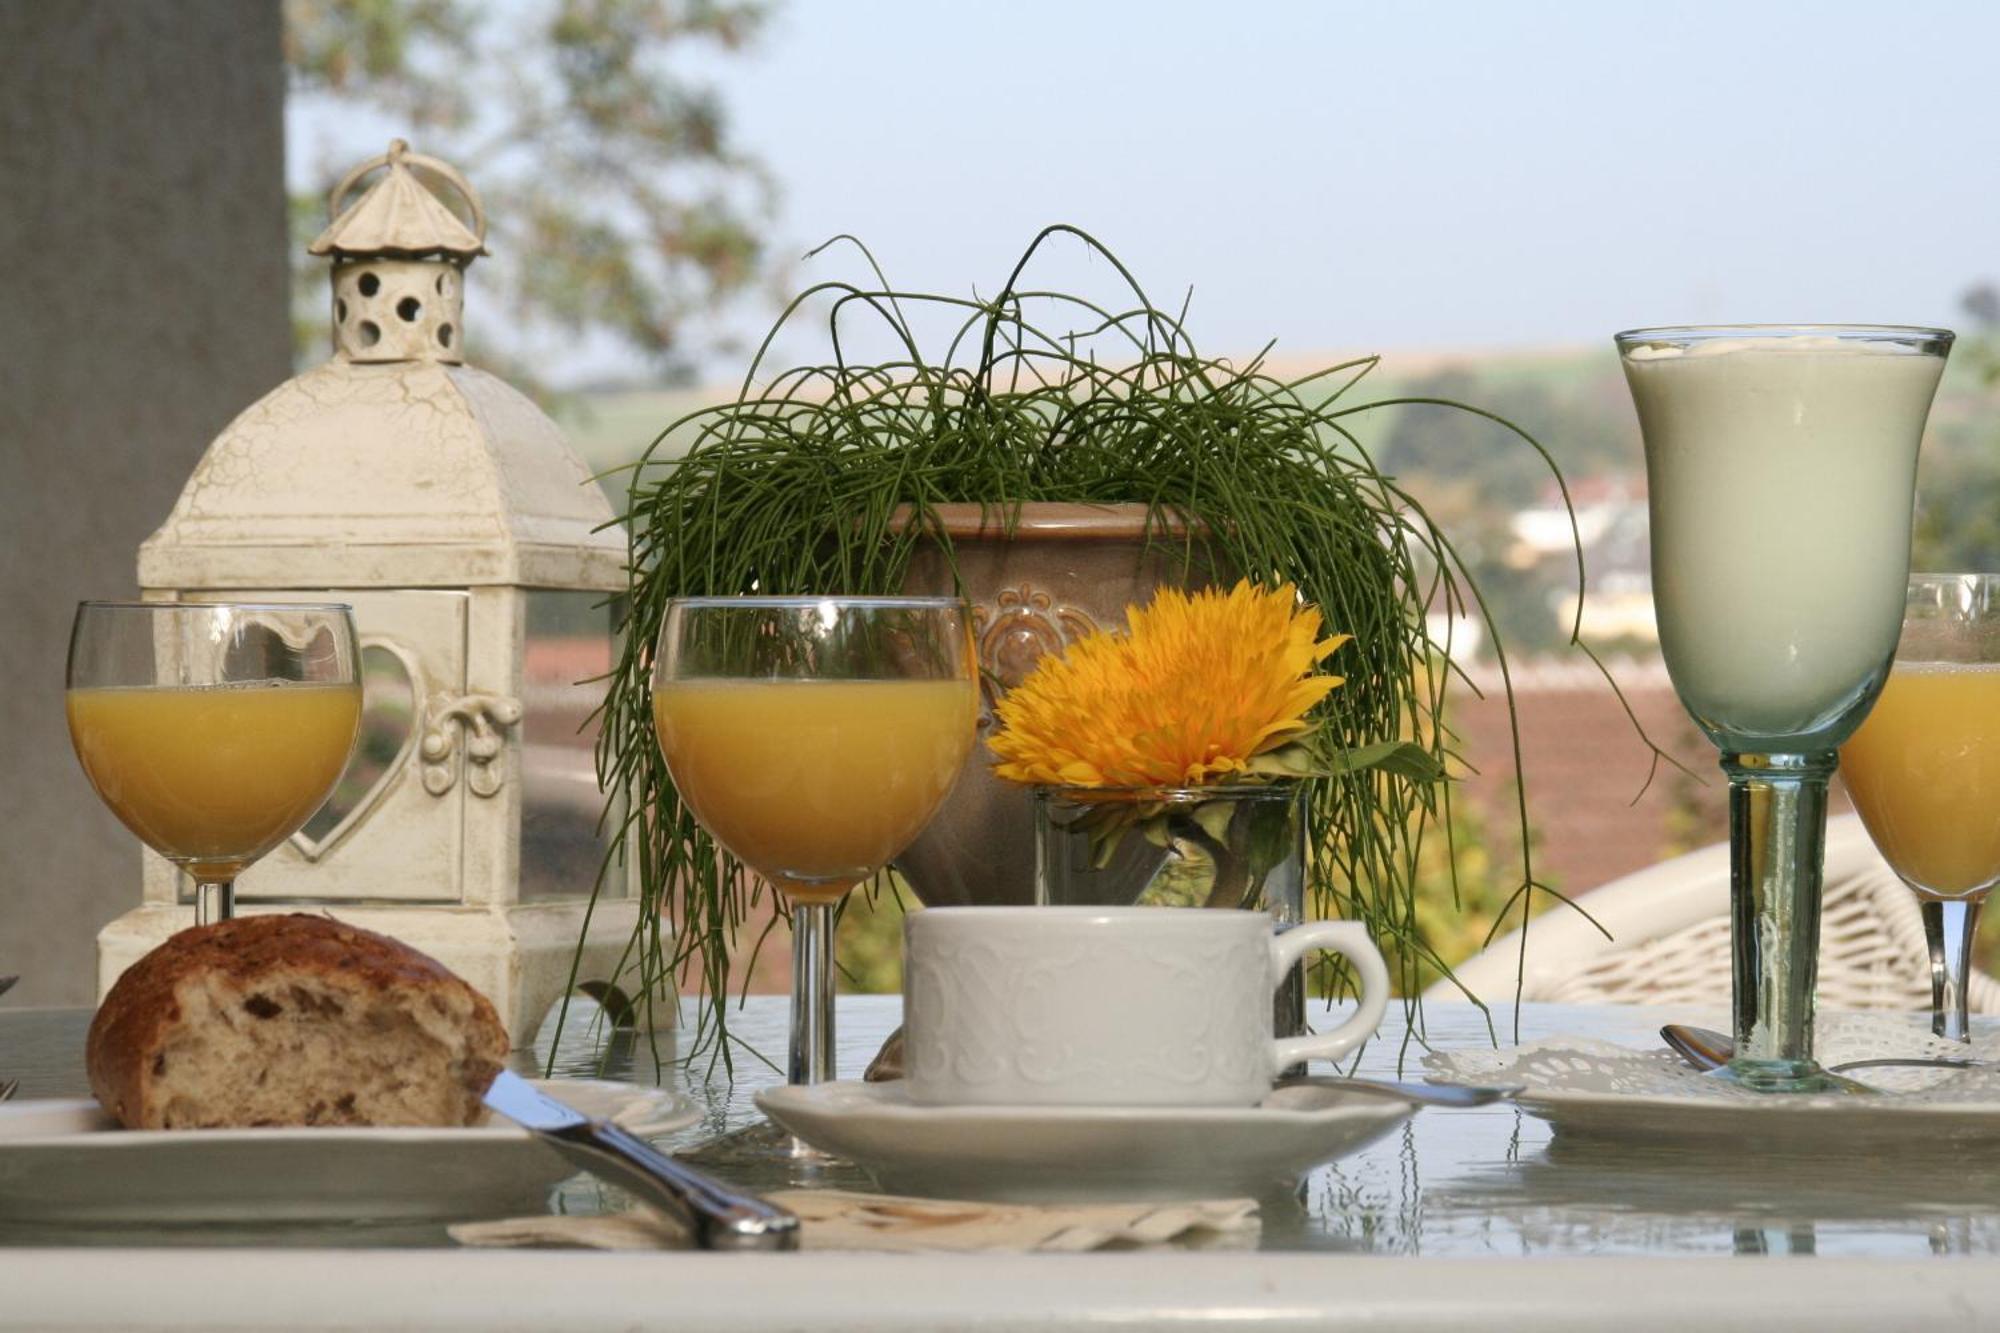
[1660,1024,1981,1074]
[1274,1074,1520,1108]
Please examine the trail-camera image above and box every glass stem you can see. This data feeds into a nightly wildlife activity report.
[196,879,236,926]
[788,900,835,1085]
[1922,897,1984,1043]
[1722,751,1834,1083]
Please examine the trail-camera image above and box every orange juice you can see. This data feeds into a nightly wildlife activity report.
[653,678,976,902]
[67,682,361,877]
[1840,662,2000,897]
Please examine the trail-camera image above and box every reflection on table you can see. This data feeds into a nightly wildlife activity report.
[5,999,2000,1257]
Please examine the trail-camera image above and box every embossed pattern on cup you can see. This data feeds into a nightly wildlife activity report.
[903,908,1388,1107]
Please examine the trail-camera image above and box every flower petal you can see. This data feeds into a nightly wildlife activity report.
[986,579,1350,789]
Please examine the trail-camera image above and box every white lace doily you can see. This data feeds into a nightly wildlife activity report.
[1426,1012,2000,1110]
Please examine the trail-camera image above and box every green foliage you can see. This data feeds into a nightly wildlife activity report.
[1912,440,2000,572]
[282,0,773,383]
[1376,365,1636,500]
[595,226,1655,1067]
[1377,779,1552,999]
[835,880,912,996]
[1912,294,2000,573]
[1367,362,1643,662]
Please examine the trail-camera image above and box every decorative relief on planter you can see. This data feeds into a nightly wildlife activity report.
[973,584,1101,711]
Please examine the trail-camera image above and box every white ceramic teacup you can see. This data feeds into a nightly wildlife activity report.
[902,907,1390,1107]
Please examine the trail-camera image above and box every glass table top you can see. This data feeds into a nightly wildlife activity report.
[3,997,1993,1256]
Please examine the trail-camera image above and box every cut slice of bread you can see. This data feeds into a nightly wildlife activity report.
[87,914,509,1129]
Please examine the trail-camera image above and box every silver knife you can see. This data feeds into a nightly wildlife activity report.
[482,1069,799,1251]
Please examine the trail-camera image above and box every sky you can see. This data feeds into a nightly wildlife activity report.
[291,0,2000,384]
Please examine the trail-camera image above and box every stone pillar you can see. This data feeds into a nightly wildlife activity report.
[0,1,289,1005]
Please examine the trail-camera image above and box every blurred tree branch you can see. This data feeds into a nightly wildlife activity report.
[1909,282,2000,572]
[284,0,775,388]
[1960,281,2000,387]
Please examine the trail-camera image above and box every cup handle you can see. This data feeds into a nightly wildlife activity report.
[1268,920,1390,1070]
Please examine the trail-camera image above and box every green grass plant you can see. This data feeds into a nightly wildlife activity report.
[581,225,1658,1070]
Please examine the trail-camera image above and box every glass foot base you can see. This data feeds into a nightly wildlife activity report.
[1709,1059,1873,1096]
[676,1118,881,1195]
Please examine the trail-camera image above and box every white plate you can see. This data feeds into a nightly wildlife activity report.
[754,1081,1413,1202]
[0,1078,698,1225]
[1504,1089,2000,1149]
[1425,1014,2000,1150]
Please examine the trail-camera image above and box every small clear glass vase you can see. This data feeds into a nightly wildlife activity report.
[1032,782,1308,1040]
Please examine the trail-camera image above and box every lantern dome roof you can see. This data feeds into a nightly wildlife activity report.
[309,139,487,262]
[138,359,624,591]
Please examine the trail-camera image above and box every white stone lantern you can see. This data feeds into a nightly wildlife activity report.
[98,141,649,1043]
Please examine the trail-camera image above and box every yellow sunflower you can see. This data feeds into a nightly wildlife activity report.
[989,579,1349,788]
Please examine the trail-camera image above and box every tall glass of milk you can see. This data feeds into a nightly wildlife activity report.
[1618,324,1952,1093]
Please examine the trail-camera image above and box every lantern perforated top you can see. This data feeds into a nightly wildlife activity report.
[309,139,487,365]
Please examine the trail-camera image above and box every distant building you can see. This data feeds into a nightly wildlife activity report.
[1424,610,1485,661]
[1511,477,1657,646]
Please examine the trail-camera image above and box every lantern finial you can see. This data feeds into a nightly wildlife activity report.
[311,140,487,365]
[309,139,487,261]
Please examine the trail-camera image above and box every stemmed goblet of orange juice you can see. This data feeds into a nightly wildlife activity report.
[1840,575,2000,1041]
[67,602,362,925]
[652,596,977,1124]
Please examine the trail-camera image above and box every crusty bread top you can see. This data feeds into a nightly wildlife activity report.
[87,914,508,1128]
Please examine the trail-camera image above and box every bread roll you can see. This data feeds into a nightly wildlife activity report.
[87,914,509,1130]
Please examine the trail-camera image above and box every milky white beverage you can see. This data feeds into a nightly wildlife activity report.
[1622,331,1948,747]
